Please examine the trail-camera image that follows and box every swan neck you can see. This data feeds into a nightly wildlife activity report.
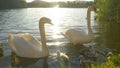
[39,23,47,47]
[87,8,91,28]
[87,7,93,35]
[39,22,49,57]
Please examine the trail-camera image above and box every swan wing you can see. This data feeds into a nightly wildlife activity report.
[8,33,43,58]
[64,29,89,45]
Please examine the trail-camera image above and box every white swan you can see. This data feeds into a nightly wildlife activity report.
[8,17,52,58]
[62,6,96,45]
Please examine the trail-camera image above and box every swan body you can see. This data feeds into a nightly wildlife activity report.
[8,17,52,58]
[63,28,93,45]
[62,6,96,45]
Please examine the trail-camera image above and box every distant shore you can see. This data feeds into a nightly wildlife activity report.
[27,1,94,8]
[0,0,94,9]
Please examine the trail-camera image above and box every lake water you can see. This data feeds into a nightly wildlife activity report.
[0,8,119,67]
[0,8,98,56]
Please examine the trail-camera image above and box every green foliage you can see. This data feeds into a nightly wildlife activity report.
[61,55,120,68]
[110,54,120,67]
[96,0,120,22]
[91,61,116,68]
[96,0,120,51]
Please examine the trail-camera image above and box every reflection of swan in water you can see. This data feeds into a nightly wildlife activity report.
[8,17,53,67]
[62,6,96,45]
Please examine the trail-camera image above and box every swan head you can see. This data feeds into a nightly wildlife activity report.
[39,17,53,25]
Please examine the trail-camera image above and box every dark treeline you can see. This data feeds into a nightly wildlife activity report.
[0,0,94,9]
[28,0,94,8]
[0,0,27,9]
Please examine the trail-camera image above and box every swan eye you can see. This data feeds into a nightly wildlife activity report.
[46,19,52,24]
